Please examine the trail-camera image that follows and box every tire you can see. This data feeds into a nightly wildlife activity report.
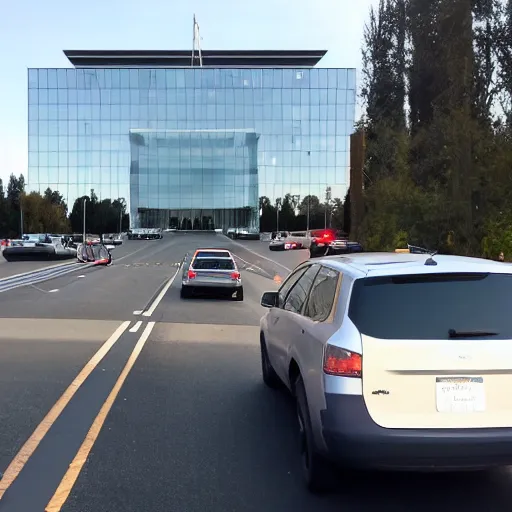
[234,287,244,301]
[295,375,335,493]
[260,335,281,388]
[180,286,191,299]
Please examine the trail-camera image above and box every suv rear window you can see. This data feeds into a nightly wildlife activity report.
[195,251,231,258]
[348,273,512,340]
[192,258,235,270]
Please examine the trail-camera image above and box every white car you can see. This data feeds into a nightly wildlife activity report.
[259,250,512,491]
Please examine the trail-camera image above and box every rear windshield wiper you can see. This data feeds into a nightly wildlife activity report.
[448,329,499,338]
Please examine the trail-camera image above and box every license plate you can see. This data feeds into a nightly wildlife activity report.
[435,377,485,413]
[198,272,227,279]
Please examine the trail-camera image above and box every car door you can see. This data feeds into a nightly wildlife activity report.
[294,266,342,426]
[266,265,310,374]
[271,264,322,383]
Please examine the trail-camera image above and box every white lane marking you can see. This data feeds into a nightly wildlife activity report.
[0,265,91,293]
[48,289,59,293]
[28,284,49,293]
[129,321,142,333]
[117,235,177,265]
[133,310,143,315]
[232,254,272,278]
[142,269,180,317]
[115,243,154,263]
[77,275,85,278]
[223,235,292,272]
[0,261,77,284]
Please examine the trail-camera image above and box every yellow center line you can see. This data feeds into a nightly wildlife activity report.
[45,322,156,512]
[0,320,130,500]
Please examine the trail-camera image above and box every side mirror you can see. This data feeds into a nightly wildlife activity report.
[261,291,278,308]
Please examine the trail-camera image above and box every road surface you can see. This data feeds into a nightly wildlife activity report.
[0,233,510,512]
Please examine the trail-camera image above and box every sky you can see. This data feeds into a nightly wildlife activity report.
[0,0,378,186]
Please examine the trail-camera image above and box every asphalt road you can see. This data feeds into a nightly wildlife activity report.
[0,233,511,511]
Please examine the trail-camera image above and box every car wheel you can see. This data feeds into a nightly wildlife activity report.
[233,287,244,301]
[260,335,281,389]
[180,287,191,299]
[295,374,334,493]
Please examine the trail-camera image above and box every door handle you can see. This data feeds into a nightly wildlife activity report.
[301,328,305,334]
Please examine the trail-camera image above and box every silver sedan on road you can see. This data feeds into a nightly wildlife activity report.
[181,248,244,301]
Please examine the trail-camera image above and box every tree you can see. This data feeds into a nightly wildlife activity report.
[357,0,512,257]
[279,194,297,231]
[259,196,277,232]
[21,192,70,234]
[44,188,68,215]
[330,198,345,230]
[6,174,25,237]
[343,189,351,235]
[112,198,129,231]
[297,195,325,229]
[362,0,407,183]
[0,179,8,237]
[69,196,89,234]
[362,0,407,132]
[69,193,129,235]
[496,0,512,124]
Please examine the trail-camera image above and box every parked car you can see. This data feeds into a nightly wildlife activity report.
[259,250,512,491]
[309,229,363,257]
[269,232,304,251]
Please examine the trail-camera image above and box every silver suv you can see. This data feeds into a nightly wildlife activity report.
[259,251,512,492]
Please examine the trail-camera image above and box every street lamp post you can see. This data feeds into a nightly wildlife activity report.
[290,194,301,230]
[82,198,87,242]
[306,196,310,232]
[324,186,332,230]
[275,198,282,233]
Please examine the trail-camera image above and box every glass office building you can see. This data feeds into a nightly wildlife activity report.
[27,50,356,230]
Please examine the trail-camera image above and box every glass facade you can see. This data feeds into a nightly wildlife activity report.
[27,67,356,230]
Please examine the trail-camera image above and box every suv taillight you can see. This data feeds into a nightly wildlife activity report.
[187,270,197,279]
[323,345,362,378]
[231,271,241,280]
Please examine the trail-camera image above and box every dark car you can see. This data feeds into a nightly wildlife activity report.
[309,229,363,258]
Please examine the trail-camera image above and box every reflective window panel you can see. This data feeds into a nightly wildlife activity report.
[28,67,356,229]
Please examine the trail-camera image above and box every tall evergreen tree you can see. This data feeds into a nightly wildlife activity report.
[361,0,407,182]
[0,179,8,237]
